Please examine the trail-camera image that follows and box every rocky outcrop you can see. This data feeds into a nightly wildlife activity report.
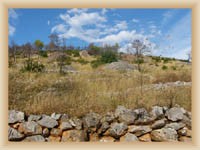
[8,105,192,142]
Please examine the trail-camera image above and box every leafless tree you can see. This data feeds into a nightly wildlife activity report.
[9,40,17,64]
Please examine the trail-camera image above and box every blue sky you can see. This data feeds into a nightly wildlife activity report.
[8,8,191,59]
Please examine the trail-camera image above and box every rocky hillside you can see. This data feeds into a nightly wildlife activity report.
[8,105,192,142]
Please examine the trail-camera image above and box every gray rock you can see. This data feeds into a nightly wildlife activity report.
[60,121,73,131]
[104,61,135,71]
[151,119,166,129]
[37,115,58,128]
[133,108,149,117]
[9,110,25,124]
[134,116,154,125]
[165,122,185,130]
[151,128,178,141]
[83,112,101,129]
[101,112,116,124]
[151,106,164,119]
[18,121,42,135]
[166,107,184,121]
[115,106,137,125]
[51,113,62,120]
[98,122,110,134]
[128,125,152,136]
[28,115,41,122]
[120,133,139,142]
[181,115,192,129]
[70,118,83,130]
[62,130,88,142]
[8,127,24,141]
[60,114,69,122]
[23,135,45,142]
[109,122,128,138]
[42,128,50,137]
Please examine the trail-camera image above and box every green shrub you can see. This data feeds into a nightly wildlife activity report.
[134,58,144,64]
[171,66,177,70]
[152,56,161,63]
[100,50,118,63]
[88,46,101,56]
[21,59,45,72]
[64,50,80,57]
[91,59,104,68]
[39,50,48,57]
[76,58,89,65]
[162,65,168,70]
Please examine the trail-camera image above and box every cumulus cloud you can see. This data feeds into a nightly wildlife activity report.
[8,8,18,36]
[132,18,139,23]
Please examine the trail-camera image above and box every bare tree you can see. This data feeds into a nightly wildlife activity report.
[9,40,17,64]
[48,33,60,50]
[187,50,192,63]
[57,38,67,74]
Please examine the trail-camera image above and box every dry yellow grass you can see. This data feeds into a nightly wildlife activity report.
[9,55,191,117]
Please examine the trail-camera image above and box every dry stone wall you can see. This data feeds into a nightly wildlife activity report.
[8,105,192,142]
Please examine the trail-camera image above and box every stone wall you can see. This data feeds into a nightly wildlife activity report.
[8,105,192,142]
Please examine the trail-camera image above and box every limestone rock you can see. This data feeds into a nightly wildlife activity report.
[120,133,139,142]
[8,127,24,141]
[28,115,41,122]
[100,136,115,142]
[60,121,73,131]
[138,133,151,142]
[70,118,83,130]
[50,128,62,137]
[98,122,110,135]
[83,112,101,129]
[151,106,164,119]
[166,107,184,121]
[23,135,45,142]
[61,130,88,142]
[9,110,25,124]
[101,112,116,124]
[151,119,166,129]
[128,125,152,136]
[51,113,62,120]
[37,115,58,128]
[165,122,185,131]
[60,114,70,122]
[18,121,42,135]
[150,128,178,141]
[181,115,192,129]
[109,122,128,138]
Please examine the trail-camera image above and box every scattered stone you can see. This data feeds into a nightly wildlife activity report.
[60,121,73,131]
[18,121,42,135]
[134,117,154,125]
[60,114,70,122]
[48,136,61,142]
[51,113,62,120]
[165,122,185,130]
[8,127,24,141]
[179,136,192,142]
[61,130,88,142]
[138,133,151,142]
[104,61,135,71]
[178,127,192,137]
[128,125,152,136]
[70,118,83,130]
[151,119,166,129]
[151,106,164,119]
[150,128,178,141]
[9,110,25,124]
[100,112,115,124]
[50,128,62,137]
[181,115,192,129]
[37,115,58,128]
[100,136,115,142]
[109,122,128,138]
[23,135,45,142]
[120,133,139,142]
[11,123,20,129]
[28,115,41,122]
[83,112,101,130]
[166,107,184,121]
[42,128,50,137]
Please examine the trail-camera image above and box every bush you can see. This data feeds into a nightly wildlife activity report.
[88,46,101,56]
[134,58,144,64]
[100,50,118,63]
[39,50,48,57]
[171,66,177,70]
[65,50,80,57]
[91,59,104,68]
[76,58,89,65]
[162,65,168,70]
[21,59,45,72]
[152,56,161,63]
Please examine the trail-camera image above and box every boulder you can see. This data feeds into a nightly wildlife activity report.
[23,135,45,142]
[98,122,110,135]
[60,114,70,122]
[104,61,135,71]
[83,112,101,130]
[70,118,83,130]
[181,115,192,129]
[134,108,154,125]
[9,110,25,124]
[151,119,166,129]
[60,121,73,131]
[138,133,151,142]
[8,127,24,141]
[100,112,116,124]
[166,107,184,121]
[165,122,185,131]
[28,115,41,122]
[37,115,58,128]
[150,106,164,119]
[99,136,115,142]
[178,127,192,137]
[61,130,88,142]
[150,128,178,141]
[120,133,139,142]
[51,113,62,120]
[128,125,152,136]
[109,122,128,138]
[18,121,42,135]
[50,128,62,137]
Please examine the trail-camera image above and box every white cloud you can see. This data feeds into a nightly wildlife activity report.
[132,18,139,23]
[161,9,177,26]
[51,24,67,33]
[67,8,88,14]
[101,8,107,15]
[8,9,18,36]
[47,20,50,25]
